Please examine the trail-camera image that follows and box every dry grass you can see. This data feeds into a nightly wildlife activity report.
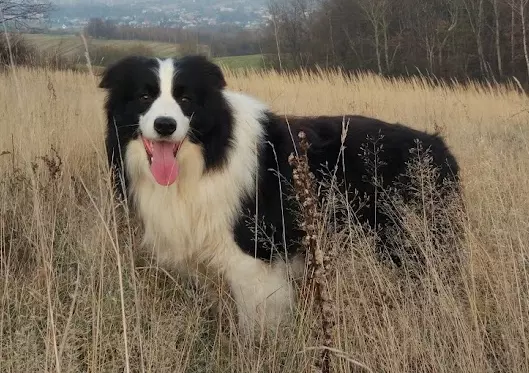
[1,65,529,372]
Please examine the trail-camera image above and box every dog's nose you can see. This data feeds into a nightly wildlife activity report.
[154,117,177,136]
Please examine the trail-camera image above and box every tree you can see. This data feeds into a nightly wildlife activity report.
[505,0,529,78]
[462,0,487,76]
[85,18,118,39]
[358,0,388,74]
[0,0,52,27]
[491,0,503,77]
[519,0,529,78]
[267,0,314,69]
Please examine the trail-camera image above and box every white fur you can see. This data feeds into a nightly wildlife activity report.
[126,84,302,336]
[139,58,190,142]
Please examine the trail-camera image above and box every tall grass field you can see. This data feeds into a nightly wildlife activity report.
[0,64,528,372]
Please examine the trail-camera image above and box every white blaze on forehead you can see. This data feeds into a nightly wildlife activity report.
[138,58,190,141]
[157,58,176,99]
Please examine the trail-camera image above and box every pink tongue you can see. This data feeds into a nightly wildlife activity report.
[150,142,179,186]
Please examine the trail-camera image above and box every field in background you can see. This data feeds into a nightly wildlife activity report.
[23,33,184,59]
[0,66,528,372]
[215,54,266,70]
[22,33,265,70]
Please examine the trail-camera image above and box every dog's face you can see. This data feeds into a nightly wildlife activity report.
[100,55,232,188]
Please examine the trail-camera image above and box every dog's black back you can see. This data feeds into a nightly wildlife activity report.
[234,113,461,266]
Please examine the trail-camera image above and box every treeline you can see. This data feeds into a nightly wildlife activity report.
[84,18,263,57]
[261,0,529,84]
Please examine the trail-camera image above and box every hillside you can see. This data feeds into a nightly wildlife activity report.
[22,33,265,70]
[23,33,203,59]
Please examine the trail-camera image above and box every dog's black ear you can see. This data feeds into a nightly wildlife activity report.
[99,55,150,90]
[204,57,227,90]
[177,55,227,90]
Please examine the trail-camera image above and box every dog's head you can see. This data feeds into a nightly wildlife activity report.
[99,55,233,189]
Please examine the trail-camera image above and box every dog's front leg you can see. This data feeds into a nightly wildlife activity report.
[224,251,297,339]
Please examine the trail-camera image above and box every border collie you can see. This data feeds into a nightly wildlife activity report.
[99,55,460,335]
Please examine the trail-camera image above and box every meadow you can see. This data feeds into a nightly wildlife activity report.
[0,63,528,372]
[23,33,183,59]
[22,33,266,71]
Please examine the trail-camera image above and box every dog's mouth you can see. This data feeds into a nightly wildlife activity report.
[141,136,181,186]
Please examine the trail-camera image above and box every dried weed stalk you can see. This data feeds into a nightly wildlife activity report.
[288,131,335,373]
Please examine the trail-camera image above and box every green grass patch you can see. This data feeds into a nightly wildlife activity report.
[214,54,266,70]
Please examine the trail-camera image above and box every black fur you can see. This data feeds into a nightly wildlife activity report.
[173,55,233,171]
[233,113,461,265]
[100,55,160,197]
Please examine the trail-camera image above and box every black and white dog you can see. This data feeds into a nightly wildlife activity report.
[99,55,460,335]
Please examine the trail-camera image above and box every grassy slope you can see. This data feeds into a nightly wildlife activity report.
[215,54,266,70]
[1,67,528,372]
[23,33,265,70]
[23,33,182,58]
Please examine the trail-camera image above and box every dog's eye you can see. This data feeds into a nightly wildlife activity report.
[181,96,191,103]
[139,93,151,101]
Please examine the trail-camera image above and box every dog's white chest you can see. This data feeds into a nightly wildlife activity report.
[131,168,245,267]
